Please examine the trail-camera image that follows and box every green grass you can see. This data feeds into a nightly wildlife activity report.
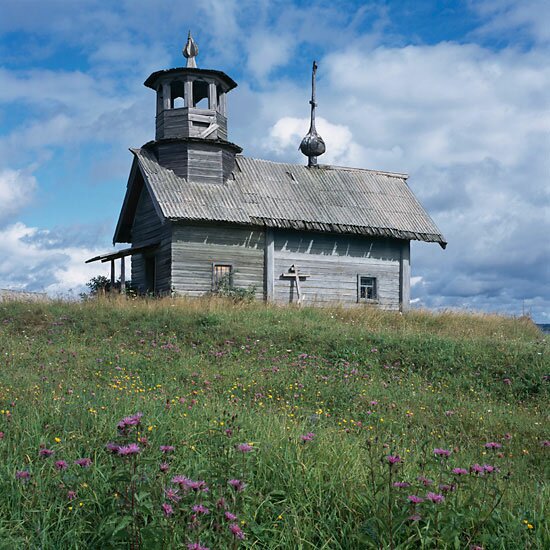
[0,298,548,549]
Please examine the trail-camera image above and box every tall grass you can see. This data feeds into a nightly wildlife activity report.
[0,298,547,548]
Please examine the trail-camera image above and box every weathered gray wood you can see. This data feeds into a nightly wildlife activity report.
[171,224,264,299]
[120,256,125,293]
[272,230,401,309]
[400,240,411,312]
[265,228,274,301]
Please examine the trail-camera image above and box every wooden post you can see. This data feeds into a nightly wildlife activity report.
[185,80,193,108]
[208,82,217,110]
[120,256,125,295]
[265,228,274,302]
[162,82,171,110]
[399,240,411,312]
[110,259,115,291]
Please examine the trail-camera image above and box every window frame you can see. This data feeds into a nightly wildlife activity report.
[357,274,378,303]
[212,263,234,292]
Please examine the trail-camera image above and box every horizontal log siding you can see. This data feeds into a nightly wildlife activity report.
[273,230,402,309]
[131,187,171,294]
[171,224,265,298]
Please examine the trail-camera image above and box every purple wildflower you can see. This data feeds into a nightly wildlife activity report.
[393,481,411,488]
[67,490,77,500]
[439,483,455,493]
[55,460,68,470]
[192,504,210,515]
[433,448,451,458]
[484,442,502,450]
[187,544,209,550]
[408,514,422,521]
[105,442,120,454]
[228,479,247,492]
[470,463,485,475]
[386,454,402,465]
[74,458,92,468]
[159,462,170,473]
[407,495,424,504]
[39,448,54,457]
[161,503,174,517]
[541,440,550,447]
[300,432,315,442]
[164,487,181,503]
[117,443,141,456]
[225,511,238,521]
[228,523,245,540]
[172,476,208,493]
[15,470,30,480]
[117,412,143,432]
[426,492,445,504]
[482,464,499,474]
[236,443,254,453]
[452,468,469,476]
[160,445,175,453]
[417,475,433,486]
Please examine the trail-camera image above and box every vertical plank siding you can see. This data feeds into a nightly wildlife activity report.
[272,230,404,309]
[131,187,171,294]
[171,224,265,298]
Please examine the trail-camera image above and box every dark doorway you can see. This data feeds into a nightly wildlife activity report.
[144,255,156,294]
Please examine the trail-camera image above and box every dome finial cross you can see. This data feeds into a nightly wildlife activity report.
[300,61,326,167]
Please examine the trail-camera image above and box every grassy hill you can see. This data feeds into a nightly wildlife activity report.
[0,298,548,549]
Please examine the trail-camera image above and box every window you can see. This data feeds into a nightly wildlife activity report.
[212,264,232,291]
[358,275,377,301]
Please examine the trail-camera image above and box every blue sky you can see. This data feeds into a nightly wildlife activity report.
[0,0,548,321]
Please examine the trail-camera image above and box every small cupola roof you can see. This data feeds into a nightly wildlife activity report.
[300,61,326,167]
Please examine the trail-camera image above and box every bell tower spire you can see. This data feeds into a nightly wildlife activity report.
[300,61,326,167]
[142,33,242,184]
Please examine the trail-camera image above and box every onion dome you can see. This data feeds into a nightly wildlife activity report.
[182,30,199,68]
[300,61,325,167]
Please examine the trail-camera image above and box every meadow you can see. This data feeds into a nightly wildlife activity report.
[0,298,548,549]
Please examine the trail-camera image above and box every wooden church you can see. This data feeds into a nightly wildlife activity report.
[87,33,446,309]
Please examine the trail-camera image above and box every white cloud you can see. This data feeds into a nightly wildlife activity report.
[0,222,112,296]
[0,168,37,224]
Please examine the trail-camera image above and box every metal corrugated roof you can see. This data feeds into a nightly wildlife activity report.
[131,148,446,246]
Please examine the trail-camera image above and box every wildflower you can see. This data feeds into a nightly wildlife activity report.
[225,511,238,521]
[105,442,120,454]
[39,448,54,457]
[503,378,512,385]
[452,468,469,476]
[236,443,254,453]
[228,523,245,540]
[172,476,208,493]
[386,454,402,465]
[393,481,411,488]
[117,443,141,456]
[192,504,210,515]
[426,492,445,504]
[187,544,209,550]
[444,410,455,417]
[408,495,424,504]
[439,483,455,493]
[161,503,174,517]
[228,478,247,492]
[160,462,170,473]
[484,442,502,450]
[470,464,484,475]
[74,458,92,468]
[417,475,433,486]
[0,432,4,439]
[16,470,31,480]
[482,464,499,474]
[54,437,61,443]
[55,460,68,470]
[541,440,550,447]
[408,514,422,521]
[300,432,315,442]
[117,412,143,432]
[67,490,77,500]
[164,487,181,503]
[433,448,451,458]
[216,497,227,509]
[160,445,175,453]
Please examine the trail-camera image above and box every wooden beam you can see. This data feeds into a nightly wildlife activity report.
[110,259,115,289]
[399,240,411,312]
[265,228,274,302]
[120,256,125,294]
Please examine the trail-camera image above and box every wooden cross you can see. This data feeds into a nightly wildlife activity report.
[280,264,310,305]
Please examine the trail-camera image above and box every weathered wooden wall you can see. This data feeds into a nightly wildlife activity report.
[171,224,264,298]
[270,230,404,309]
[131,187,171,294]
